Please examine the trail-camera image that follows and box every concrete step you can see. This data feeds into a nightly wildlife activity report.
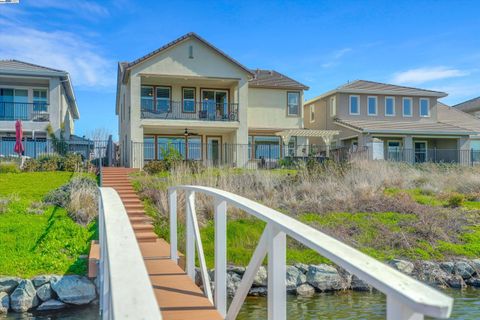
[124,203,144,210]
[127,209,147,216]
[122,198,142,204]
[132,224,154,232]
[129,216,152,223]
[136,232,158,243]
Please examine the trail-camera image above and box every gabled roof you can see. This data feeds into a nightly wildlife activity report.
[122,32,254,81]
[305,80,447,105]
[249,69,309,90]
[0,59,66,74]
[453,96,480,113]
[437,102,480,134]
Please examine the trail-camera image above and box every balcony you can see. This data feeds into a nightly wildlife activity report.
[140,100,238,121]
[0,102,50,122]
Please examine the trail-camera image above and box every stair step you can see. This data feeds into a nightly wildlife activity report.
[132,224,154,231]
[129,216,152,223]
[136,232,158,243]
[127,210,146,216]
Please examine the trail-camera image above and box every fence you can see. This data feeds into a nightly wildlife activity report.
[383,148,480,165]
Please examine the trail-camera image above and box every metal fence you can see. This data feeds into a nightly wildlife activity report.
[0,102,49,122]
[383,148,480,165]
[140,101,239,121]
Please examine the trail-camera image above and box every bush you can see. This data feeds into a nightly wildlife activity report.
[38,154,63,171]
[63,153,82,172]
[446,193,465,208]
[160,143,183,170]
[22,158,40,172]
[144,160,167,175]
[0,162,20,173]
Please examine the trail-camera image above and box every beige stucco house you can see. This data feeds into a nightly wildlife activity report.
[304,80,480,163]
[0,60,79,157]
[116,33,308,168]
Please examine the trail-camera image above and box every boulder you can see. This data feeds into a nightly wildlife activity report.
[0,292,9,313]
[252,266,267,287]
[248,287,267,296]
[37,299,67,311]
[0,277,21,294]
[306,264,347,291]
[440,262,455,274]
[446,275,466,289]
[294,263,309,274]
[465,277,480,287]
[415,261,448,287]
[227,272,242,297]
[10,279,39,312]
[296,283,315,297]
[51,275,96,305]
[36,283,53,301]
[388,259,414,275]
[351,275,372,291]
[469,259,480,271]
[454,261,475,279]
[227,266,246,275]
[286,266,306,292]
[32,275,52,288]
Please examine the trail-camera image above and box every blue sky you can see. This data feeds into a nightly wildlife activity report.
[0,0,479,139]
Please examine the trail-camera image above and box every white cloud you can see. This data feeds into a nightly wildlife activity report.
[27,0,109,18]
[391,67,469,84]
[0,20,114,88]
[321,48,352,68]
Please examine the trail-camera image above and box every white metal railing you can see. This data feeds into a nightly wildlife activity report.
[168,185,453,320]
[98,187,162,320]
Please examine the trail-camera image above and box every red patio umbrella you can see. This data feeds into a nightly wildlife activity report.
[14,120,24,156]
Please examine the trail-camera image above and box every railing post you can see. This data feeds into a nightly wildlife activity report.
[214,199,227,317]
[267,225,286,320]
[185,190,196,280]
[169,189,178,263]
[387,295,424,320]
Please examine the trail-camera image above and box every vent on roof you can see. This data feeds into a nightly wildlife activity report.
[188,45,194,59]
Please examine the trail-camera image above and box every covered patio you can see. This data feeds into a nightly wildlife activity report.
[275,129,340,157]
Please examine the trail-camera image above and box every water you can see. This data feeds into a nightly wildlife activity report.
[237,288,480,320]
[1,289,478,319]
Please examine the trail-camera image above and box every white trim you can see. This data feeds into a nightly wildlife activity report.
[330,96,337,117]
[349,95,360,115]
[402,97,413,117]
[385,96,396,116]
[287,91,300,116]
[419,98,431,117]
[367,96,378,116]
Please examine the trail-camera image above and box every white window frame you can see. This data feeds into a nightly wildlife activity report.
[402,97,413,117]
[330,96,336,117]
[349,95,360,115]
[419,98,430,117]
[310,104,315,122]
[385,96,395,116]
[367,96,377,116]
[287,91,300,116]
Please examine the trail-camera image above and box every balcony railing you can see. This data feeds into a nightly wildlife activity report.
[140,100,239,121]
[0,102,49,121]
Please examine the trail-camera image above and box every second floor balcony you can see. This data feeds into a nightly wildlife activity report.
[0,102,50,122]
[140,100,239,121]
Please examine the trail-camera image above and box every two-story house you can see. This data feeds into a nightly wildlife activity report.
[116,33,308,168]
[304,80,479,163]
[0,60,79,157]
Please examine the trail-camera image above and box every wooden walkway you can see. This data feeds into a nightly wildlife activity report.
[101,168,222,320]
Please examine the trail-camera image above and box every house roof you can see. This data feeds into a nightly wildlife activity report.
[305,80,447,105]
[0,59,79,119]
[334,115,477,136]
[437,102,480,134]
[453,96,480,113]
[249,69,309,90]
[123,32,254,79]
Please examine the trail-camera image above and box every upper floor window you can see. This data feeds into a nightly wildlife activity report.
[349,95,360,115]
[156,87,171,113]
[367,96,377,116]
[419,98,430,117]
[310,104,315,122]
[402,97,412,117]
[287,92,300,116]
[330,96,336,117]
[33,89,48,112]
[141,86,154,111]
[183,88,195,113]
[385,96,395,116]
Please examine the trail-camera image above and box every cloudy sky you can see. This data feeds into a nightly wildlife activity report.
[0,0,479,138]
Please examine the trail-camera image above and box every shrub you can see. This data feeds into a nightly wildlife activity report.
[144,160,167,175]
[446,193,465,208]
[160,143,183,170]
[38,154,63,171]
[0,162,20,173]
[63,153,82,172]
[22,158,40,172]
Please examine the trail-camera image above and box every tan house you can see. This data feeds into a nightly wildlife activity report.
[454,96,480,118]
[116,32,308,168]
[304,80,479,163]
[0,60,79,157]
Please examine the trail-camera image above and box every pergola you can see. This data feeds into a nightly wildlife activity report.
[275,129,340,157]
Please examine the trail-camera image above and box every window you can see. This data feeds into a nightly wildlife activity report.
[183,88,195,113]
[349,95,360,115]
[287,92,300,116]
[156,87,171,113]
[156,136,201,161]
[385,97,395,116]
[288,137,297,157]
[330,96,336,117]
[202,89,228,119]
[143,136,155,160]
[402,97,412,117]
[367,96,377,116]
[141,86,154,111]
[310,104,315,122]
[419,98,430,117]
[33,89,48,112]
[252,136,281,159]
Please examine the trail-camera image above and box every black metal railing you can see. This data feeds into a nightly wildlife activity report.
[0,102,50,121]
[384,148,480,164]
[140,100,239,121]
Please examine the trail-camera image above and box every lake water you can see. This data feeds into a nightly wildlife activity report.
[1,288,479,319]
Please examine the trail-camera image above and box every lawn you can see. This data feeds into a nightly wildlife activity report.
[0,172,97,277]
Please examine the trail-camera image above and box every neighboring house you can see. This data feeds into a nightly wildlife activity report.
[0,59,80,157]
[453,96,480,118]
[304,80,479,163]
[116,32,308,168]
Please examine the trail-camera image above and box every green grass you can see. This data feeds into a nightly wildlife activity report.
[0,172,97,277]
[384,187,446,206]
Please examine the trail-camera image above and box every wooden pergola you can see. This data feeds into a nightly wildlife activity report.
[275,129,340,157]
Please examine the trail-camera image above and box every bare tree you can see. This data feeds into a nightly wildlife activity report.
[87,128,111,141]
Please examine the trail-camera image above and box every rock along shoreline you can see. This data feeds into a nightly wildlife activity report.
[195,258,480,297]
[0,275,97,314]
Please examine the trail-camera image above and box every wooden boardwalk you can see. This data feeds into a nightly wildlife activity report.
[101,168,222,320]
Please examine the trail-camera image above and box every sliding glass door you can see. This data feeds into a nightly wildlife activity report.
[201,89,228,120]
